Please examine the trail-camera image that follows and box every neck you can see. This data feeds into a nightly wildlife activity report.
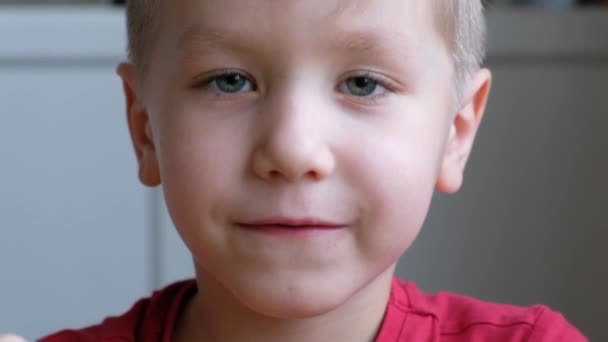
[174,266,395,342]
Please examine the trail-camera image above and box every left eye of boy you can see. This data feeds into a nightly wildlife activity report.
[212,73,254,93]
[344,76,381,97]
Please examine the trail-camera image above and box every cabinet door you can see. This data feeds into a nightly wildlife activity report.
[0,8,149,340]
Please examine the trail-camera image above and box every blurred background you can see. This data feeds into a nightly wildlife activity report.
[0,1,607,341]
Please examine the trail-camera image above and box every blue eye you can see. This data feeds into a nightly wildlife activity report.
[213,73,253,93]
[345,76,380,97]
[338,74,392,100]
[196,71,256,94]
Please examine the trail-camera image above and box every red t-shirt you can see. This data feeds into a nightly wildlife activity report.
[40,278,587,341]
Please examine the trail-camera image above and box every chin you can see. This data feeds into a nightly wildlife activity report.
[231,273,359,320]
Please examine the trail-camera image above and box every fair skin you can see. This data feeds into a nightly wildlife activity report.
[0,0,489,341]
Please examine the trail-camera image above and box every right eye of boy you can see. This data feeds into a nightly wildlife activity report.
[213,73,254,93]
[195,72,256,94]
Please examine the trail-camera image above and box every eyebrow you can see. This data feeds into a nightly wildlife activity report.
[177,26,257,53]
[329,29,424,72]
[325,28,418,58]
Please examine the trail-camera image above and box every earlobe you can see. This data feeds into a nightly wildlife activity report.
[436,68,492,194]
[116,63,161,187]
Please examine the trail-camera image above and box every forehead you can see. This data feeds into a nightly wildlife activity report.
[167,0,434,25]
[163,0,441,58]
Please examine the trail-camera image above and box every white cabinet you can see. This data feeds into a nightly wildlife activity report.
[0,7,150,340]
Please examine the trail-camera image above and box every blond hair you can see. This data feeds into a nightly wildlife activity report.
[433,1,487,101]
[125,0,486,99]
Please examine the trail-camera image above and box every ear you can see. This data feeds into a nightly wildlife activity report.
[116,63,161,187]
[436,68,491,194]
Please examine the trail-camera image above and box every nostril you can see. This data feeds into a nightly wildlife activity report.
[269,170,282,179]
[305,170,321,180]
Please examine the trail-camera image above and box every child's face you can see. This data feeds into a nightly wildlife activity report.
[120,0,490,318]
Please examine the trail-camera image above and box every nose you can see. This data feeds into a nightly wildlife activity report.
[250,91,336,183]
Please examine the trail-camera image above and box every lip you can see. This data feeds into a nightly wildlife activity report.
[237,217,348,230]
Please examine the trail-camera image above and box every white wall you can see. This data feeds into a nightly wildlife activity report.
[0,7,150,340]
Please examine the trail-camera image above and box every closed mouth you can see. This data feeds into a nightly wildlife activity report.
[238,217,347,230]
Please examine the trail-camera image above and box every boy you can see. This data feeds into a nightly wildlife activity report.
[12,0,586,341]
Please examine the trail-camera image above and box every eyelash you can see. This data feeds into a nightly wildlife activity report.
[192,69,257,93]
[192,69,398,103]
[339,71,398,105]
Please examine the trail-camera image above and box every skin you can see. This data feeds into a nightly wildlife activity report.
[115,0,492,341]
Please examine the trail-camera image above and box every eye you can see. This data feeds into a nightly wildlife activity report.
[345,76,381,96]
[195,71,256,94]
[338,73,393,100]
[213,73,254,93]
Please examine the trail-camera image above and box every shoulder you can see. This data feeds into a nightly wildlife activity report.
[389,278,587,341]
[39,280,197,342]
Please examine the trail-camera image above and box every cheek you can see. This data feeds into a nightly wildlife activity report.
[345,111,448,265]
[153,107,248,245]
[358,144,437,257]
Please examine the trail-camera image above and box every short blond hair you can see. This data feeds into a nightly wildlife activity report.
[126,0,486,98]
[433,1,487,100]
